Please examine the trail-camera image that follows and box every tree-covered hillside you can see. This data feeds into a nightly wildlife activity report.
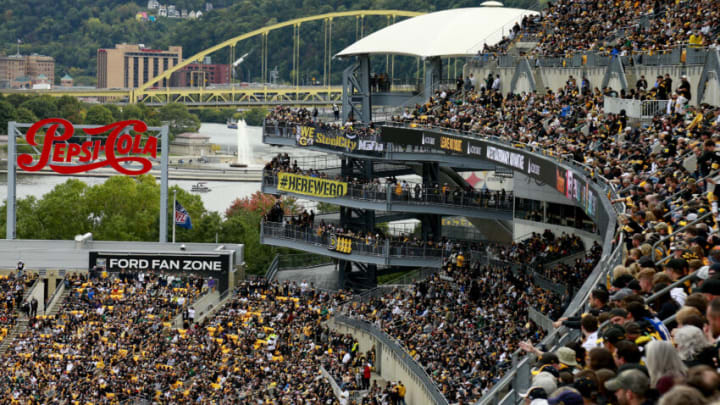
[1,0,542,85]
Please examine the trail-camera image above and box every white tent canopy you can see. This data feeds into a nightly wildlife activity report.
[336,7,539,59]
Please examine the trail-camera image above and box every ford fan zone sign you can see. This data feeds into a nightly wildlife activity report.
[17,118,158,175]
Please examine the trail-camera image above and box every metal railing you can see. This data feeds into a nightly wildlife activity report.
[264,174,514,212]
[261,221,444,260]
[651,211,714,262]
[334,315,449,405]
[277,253,334,270]
[45,277,66,313]
[265,254,280,281]
[529,306,555,332]
[603,97,669,119]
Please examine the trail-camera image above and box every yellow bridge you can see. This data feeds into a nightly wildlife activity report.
[0,10,424,107]
[0,85,344,107]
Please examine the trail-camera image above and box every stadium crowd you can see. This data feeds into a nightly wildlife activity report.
[481,0,720,58]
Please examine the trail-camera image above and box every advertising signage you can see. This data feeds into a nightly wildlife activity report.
[382,126,555,185]
[89,251,231,292]
[294,124,383,153]
[17,118,158,176]
[381,126,608,233]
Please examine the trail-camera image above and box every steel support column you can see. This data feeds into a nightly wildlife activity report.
[339,156,378,290]
[424,56,442,97]
[341,54,372,123]
[159,125,170,243]
[6,122,16,239]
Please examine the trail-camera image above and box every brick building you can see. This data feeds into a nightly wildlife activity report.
[0,53,55,88]
[172,62,230,87]
[97,44,182,88]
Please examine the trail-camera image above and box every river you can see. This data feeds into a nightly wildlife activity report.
[0,123,323,214]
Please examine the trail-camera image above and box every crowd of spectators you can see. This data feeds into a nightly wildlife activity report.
[345,251,571,402]
[480,0,720,59]
[264,106,380,138]
[495,230,586,266]
[0,270,35,343]
[0,271,203,402]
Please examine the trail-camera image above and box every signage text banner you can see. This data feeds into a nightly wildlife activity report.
[277,172,348,198]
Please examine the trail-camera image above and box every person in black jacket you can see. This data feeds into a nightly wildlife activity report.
[554,288,610,329]
[697,139,720,177]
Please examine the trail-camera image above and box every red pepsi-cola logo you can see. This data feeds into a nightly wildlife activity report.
[17,118,158,175]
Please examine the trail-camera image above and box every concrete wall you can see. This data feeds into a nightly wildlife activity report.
[27,279,45,316]
[465,60,720,106]
[328,317,443,405]
[514,218,601,251]
[276,264,339,291]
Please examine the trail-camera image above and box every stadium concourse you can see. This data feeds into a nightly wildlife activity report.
[263,36,720,404]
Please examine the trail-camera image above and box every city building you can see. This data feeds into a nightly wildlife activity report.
[60,74,73,87]
[172,62,230,87]
[0,53,55,88]
[147,0,160,9]
[96,44,182,89]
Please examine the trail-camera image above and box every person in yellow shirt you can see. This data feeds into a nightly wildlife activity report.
[397,381,406,404]
[456,252,465,270]
[688,31,704,47]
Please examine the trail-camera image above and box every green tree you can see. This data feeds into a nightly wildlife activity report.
[84,105,114,125]
[0,100,16,134]
[55,96,83,124]
[156,103,201,139]
[84,175,161,241]
[14,107,37,123]
[33,179,92,239]
[241,107,269,126]
[19,96,58,120]
[122,104,145,121]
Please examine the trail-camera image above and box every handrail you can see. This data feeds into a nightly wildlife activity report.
[45,277,66,312]
[660,169,720,215]
[651,211,714,262]
[261,221,445,261]
[644,270,698,305]
[264,173,514,212]
[334,315,449,405]
[265,254,280,281]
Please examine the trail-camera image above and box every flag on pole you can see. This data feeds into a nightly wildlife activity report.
[174,200,192,229]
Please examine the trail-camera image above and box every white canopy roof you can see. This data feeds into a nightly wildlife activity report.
[336,7,539,58]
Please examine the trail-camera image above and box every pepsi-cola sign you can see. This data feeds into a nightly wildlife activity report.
[17,118,158,175]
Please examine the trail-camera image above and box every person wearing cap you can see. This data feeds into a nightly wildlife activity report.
[697,278,720,301]
[556,347,579,374]
[572,375,598,404]
[547,389,584,405]
[528,371,559,400]
[531,352,561,376]
[609,308,629,326]
[521,386,549,405]
[602,324,627,354]
[604,369,652,405]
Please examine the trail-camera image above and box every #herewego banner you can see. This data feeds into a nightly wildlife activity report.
[16,118,158,175]
[277,172,348,198]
